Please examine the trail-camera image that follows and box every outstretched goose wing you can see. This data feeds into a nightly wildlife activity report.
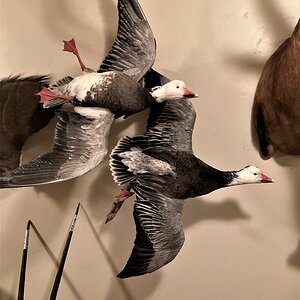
[0,108,113,188]
[117,182,185,278]
[132,99,196,153]
[98,0,156,81]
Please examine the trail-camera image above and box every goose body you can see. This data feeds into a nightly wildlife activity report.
[46,71,154,118]
[0,0,196,188]
[43,70,196,118]
[108,99,274,279]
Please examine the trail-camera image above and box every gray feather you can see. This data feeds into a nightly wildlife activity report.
[0,109,114,188]
[109,99,196,278]
[110,100,196,187]
[50,76,73,88]
[117,183,185,278]
[145,99,196,152]
[98,0,156,81]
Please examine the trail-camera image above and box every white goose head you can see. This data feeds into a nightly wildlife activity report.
[229,165,275,186]
[151,80,198,102]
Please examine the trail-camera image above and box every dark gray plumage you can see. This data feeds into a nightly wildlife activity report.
[109,100,274,278]
[70,71,155,118]
[119,183,185,278]
[98,0,156,81]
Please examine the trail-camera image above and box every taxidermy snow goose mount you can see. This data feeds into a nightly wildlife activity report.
[108,99,274,278]
[0,0,197,188]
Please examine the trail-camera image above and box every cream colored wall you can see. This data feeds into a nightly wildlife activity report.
[0,0,299,299]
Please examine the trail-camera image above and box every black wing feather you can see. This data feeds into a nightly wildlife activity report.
[98,0,156,81]
[117,182,185,278]
[145,99,196,152]
[143,68,171,89]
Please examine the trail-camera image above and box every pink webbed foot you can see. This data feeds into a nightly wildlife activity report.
[37,87,73,108]
[105,188,134,224]
[63,38,87,72]
[37,87,59,103]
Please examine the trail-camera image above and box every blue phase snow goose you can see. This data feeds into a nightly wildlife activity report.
[0,0,197,188]
[108,99,274,279]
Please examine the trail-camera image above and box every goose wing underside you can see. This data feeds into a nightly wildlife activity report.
[117,182,185,278]
[0,109,113,188]
[98,0,156,81]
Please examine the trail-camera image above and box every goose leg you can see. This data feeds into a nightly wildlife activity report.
[63,38,87,72]
[37,87,73,108]
[105,185,134,224]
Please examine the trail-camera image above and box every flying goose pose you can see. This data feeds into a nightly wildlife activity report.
[108,99,274,278]
[0,0,197,188]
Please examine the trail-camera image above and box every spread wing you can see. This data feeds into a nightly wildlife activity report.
[98,0,156,81]
[0,109,114,188]
[131,99,196,153]
[117,182,185,278]
[109,100,194,278]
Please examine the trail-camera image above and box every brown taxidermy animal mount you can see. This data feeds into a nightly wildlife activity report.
[253,19,300,159]
[0,75,57,172]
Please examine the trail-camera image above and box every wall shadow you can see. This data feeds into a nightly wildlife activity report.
[38,0,117,72]
[287,240,300,269]
[223,1,297,157]
[183,197,251,228]
[81,205,161,300]
[30,221,84,300]
[224,0,294,76]
[255,0,292,36]
[97,0,118,57]
[0,288,15,300]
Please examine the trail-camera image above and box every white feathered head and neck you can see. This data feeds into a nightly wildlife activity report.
[151,80,198,102]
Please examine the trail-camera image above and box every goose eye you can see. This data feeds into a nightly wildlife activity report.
[253,173,257,176]
[176,85,180,89]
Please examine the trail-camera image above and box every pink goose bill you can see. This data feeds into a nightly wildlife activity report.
[183,87,198,98]
[260,173,275,183]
